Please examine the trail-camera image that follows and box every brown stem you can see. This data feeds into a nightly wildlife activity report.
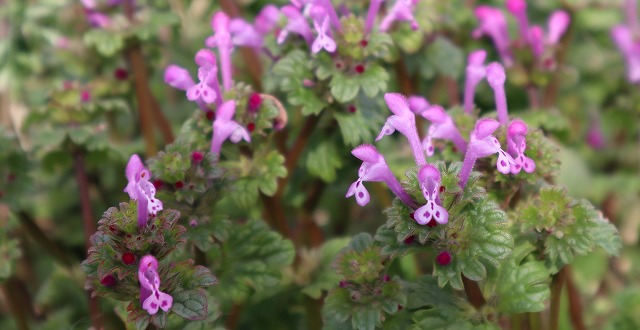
[72,150,102,329]
[17,211,73,268]
[443,76,460,106]
[526,85,541,109]
[549,267,567,330]
[225,304,243,330]
[564,267,586,330]
[124,0,156,157]
[303,296,323,330]
[150,96,175,144]
[283,115,320,177]
[528,312,544,330]
[1,278,31,330]
[394,59,416,96]
[294,180,326,248]
[462,275,486,309]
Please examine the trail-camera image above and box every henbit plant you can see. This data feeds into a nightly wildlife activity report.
[1,0,636,330]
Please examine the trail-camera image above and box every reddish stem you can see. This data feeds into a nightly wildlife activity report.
[549,267,567,330]
[462,275,486,309]
[565,267,586,330]
[73,150,102,329]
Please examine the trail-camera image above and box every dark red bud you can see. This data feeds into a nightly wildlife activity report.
[409,212,416,220]
[174,181,184,189]
[206,110,215,121]
[152,180,163,190]
[404,235,416,244]
[436,251,452,266]
[397,305,404,311]
[247,122,256,133]
[191,151,204,164]
[348,105,356,113]
[122,252,136,265]
[426,219,438,228]
[100,274,117,287]
[109,224,117,232]
[360,39,368,47]
[439,186,445,193]
[339,280,348,288]
[247,93,262,113]
[63,81,73,90]
[114,68,129,80]
[355,64,365,74]
[383,275,391,282]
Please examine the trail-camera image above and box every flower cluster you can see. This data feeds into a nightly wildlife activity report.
[212,0,418,56]
[473,0,570,69]
[347,62,537,224]
[164,47,250,156]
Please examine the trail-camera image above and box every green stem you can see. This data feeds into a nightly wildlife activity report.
[528,312,544,330]
[303,296,323,330]
[549,267,567,330]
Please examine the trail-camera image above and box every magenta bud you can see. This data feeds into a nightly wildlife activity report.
[247,93,262,113]
[436,251,452,266]
[100,274,117,287]
[191,151,204,164]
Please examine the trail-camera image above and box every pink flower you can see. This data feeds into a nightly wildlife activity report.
[138,255,172,315]
[185,49,224,107]
[124,155,163,227]
[379,0,419,32]
[346,144,416,208]
[506,120,535,174]
[464,50,487,114]
[486,62,509,125]
[206,12,233,91]
[376,93,426,168]
[413,164,449,225]
[311,15,337,53]
[277,5,314,45]
[418,104,468,156]
[459,118,515,189]
[473,6,512,66]
[210,100,251,155]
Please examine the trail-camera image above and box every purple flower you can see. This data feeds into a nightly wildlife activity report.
[408,95,429,113]
[365,0,385,34]
[586,116,606,150]
[611,25,640,83]
[380,0,419,32]
[210,100,251,155]
[473,6,513,66]
[346,144,416,208]
[255,5,280,34]
[311,11,336,53]
[506,120,535,174]
[229,19,264,48]
[278,5,314,45]
[376,93,426,168]
[315,0,342,32]
[419,105,468,156]
[547,11,570,45]
[206,12,233,91]
[528,26,545,57]
[506,0,529,44]
[164,64,212,112]
[459,118,515,189]
[413,164,448,225]
[124,155,163,227]
[463,50,487,114]
[185,49,223,107]
[486,62,509,125]
[138,255,172,315]
[626,0,639,33]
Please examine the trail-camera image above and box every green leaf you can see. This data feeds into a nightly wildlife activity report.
[433,198,513,290]
[352,307,381,330]
[289,86,326,116]
[335,111,375,147]
[331,72,360,103]
[211,219,295,303]
[306,140,344,182]
[405,275,458,310]
[356,64,389,98]
[171,289,208,321]
[83,29,124,57]
[255,150,287,196]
